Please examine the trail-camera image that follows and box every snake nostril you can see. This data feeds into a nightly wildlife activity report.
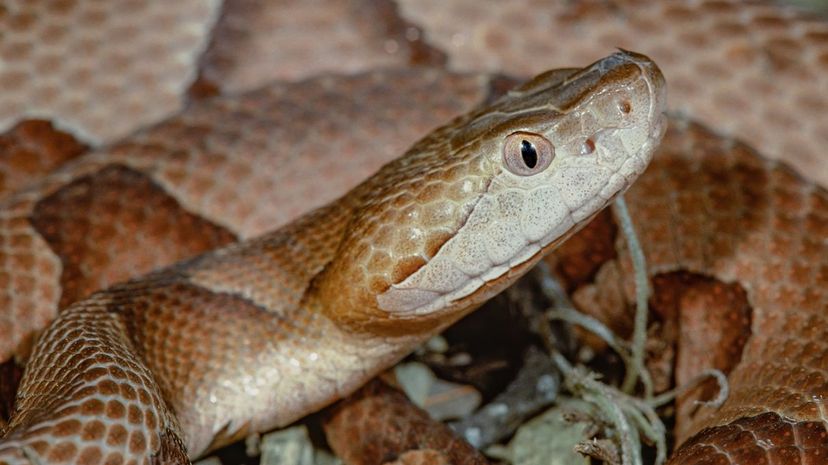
[618,100,632,115]
[580,138,596,155]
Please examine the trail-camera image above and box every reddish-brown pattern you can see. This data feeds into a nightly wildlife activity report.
[0,0,220,144]
[0,120,87,198]
[30,165,237,309]
[324,379,489,465]
[649,272,752,444]
[550,209,617,291]
[199,0,445,92]
[670,413,828,465]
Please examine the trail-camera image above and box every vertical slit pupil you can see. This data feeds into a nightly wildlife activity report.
[521,140,538,169]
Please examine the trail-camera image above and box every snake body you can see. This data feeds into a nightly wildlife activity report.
[0,53,666,462]
[0,1,826,464]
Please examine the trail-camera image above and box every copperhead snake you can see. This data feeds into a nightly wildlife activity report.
[0,1,826,464]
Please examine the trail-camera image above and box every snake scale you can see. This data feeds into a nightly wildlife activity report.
[0,1,826,464]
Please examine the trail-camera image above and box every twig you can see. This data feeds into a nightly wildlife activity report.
[613,197,652,397]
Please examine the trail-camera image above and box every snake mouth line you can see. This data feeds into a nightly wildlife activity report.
[377,154,648,318]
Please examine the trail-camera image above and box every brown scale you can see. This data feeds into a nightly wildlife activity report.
[30,165,237,309]
[0,120,88,199]
[323,379,489,465]
[198,0,446,93]
[0,0,219,145]
[1,296,180,464]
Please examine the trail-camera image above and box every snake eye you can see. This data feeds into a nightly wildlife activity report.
[503,132,555,176]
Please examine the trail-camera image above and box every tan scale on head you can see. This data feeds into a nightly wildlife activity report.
[314,51,667,335]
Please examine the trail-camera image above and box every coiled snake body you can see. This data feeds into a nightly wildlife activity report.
[0,1,826,464]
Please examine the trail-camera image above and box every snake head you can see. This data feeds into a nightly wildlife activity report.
[317,51,667,335]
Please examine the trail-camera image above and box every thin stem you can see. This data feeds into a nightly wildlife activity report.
[614,196,653,397]
[648,369,729,409]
